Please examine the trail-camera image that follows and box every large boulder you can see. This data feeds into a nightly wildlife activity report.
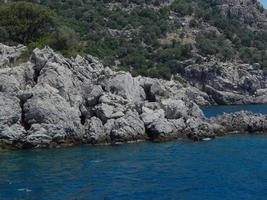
[105,110,146,142]
[83,117,107,144]
[101,72,146,103]
[0,124,26,148]
[161,99,188,119]
[0,93,26,147]
[22,85,82,138]
[147,118,186,141]
[95,93,129,122]
[141,107,165,125]
[0,93,21,126]
[0,63,35,93]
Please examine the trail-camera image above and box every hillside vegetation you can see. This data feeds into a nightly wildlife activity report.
[0,0,267,79]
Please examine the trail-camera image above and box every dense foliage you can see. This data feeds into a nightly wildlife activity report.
[0,0,266,79]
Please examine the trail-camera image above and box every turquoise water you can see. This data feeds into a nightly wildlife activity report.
[203,104,267,118]
[1,105,267,200]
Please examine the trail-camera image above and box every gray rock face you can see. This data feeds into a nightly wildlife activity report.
[22,85,81,133]
[213,111,267,133]
[84,117,106,144]
[0,93,21,126]
[161,99,187,119]
[185,62,267,105]
[141,107,165,125]
[1,44,267,149]
[0,93,25,147]
[0,63,35,94]
[0,44,26,69]
[86,85,103,106]
[147,118,186,140]
[212,0,267,29]
[102,72,146,103]
[106,110,146,142]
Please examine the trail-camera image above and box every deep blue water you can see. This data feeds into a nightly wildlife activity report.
[203,104,267,118]
[2,136,267,200]
[1,105,267,200]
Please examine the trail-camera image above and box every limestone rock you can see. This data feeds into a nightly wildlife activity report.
[102,72,146,103]
[0,43,267,149]
[185,62,267,105]
[213,111,267,133]
[147,118,186,140]
[0,44,26,69]
[0,93,21,126]
[106,110,146,142]
[22,85,81,136]
[141,107,165,125]
[84,117,107,144]
[161,99,188,119]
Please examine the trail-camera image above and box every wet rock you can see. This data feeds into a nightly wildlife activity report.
[26,132,53,148]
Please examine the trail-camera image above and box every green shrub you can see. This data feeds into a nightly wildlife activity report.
[0,2,55,44]
[1,0,266,79]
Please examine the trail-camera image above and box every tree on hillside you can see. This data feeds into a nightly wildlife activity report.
[0,2,55,44]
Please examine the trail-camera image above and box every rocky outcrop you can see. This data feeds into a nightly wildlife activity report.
[212,0,267,29]
[0,43,26,69]
[184,61,267,105]
[1,44,267,149]
[212,111,267,133]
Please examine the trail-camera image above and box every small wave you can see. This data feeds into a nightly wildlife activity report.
[202,138,212,141]
[17,188,32,193]
[91,160,104,163]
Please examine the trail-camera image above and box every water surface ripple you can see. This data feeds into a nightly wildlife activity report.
[1,135,267,200]
[2,105,267,200]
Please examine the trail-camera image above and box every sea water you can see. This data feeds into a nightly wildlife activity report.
[1,105,267,200]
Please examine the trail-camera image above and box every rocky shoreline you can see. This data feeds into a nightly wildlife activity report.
[1,43,267,149]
